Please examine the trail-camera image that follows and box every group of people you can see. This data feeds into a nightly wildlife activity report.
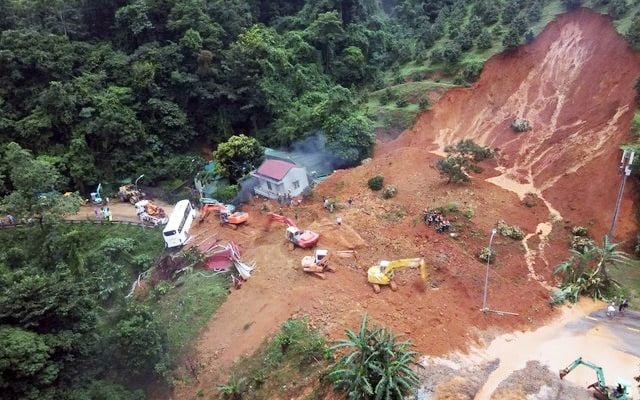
[423,210,451,233]
[277,191,299,207]
[607,298,630,318]
[94,206,113,221]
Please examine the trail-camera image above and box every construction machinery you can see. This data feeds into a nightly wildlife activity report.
[367,258,428,294]
[135,200,168,226]
[301,249,335,279]
[559,357,632,400]
[199,202,235,223]
[90,183,103,205]
[266,213,320,249]
[219,209,249,229]
[118,184,145,204]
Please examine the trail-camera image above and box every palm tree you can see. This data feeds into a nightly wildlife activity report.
[594,235,632,282]
[328,314,420,400]
[553,235,632,302]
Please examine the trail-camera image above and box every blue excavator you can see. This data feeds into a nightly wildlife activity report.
[559,357,632,400]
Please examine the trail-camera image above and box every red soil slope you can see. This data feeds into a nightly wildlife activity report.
[171,9,640,400]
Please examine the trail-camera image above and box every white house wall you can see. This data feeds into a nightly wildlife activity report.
[253,167,310,199]
[284,167,309,196]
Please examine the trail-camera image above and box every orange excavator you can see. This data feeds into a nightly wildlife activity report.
[219,208,249,229]
[199,202,233,223]
[266,213,320,249]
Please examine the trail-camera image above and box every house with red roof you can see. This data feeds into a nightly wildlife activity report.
[251,159,310,199]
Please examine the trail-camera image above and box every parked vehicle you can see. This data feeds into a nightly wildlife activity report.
[163,200,196,248]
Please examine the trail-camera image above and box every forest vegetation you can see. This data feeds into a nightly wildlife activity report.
[3,0,640,399]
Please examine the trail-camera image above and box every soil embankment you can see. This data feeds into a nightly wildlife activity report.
[172,9,640,400]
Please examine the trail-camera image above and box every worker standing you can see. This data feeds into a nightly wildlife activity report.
[336,216,342,227]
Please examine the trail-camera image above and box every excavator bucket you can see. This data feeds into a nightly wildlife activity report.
[559,368,569,379]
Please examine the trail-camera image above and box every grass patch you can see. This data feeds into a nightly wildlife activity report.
[217,317,331,400]
[365,80,457,132]
[155,271,230,356]
[609,259,640,308]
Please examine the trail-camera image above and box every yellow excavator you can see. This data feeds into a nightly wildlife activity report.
[367,258,428,294]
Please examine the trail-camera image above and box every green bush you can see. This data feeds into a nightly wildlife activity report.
[213,184,239,203]
[432,203,459,215]
[217,375,246,400]
[478,246,496,264]
[462,208,474,219]
[395,98,409,108]
[461,61,484,83]
[367,175,384,191]
[379,88,396,105]
[497,220,524,240]
[418,96,430,110]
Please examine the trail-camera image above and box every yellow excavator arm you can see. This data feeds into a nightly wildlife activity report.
[367,258,428,290]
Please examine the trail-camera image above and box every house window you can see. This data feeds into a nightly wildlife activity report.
[292,180,300,189]
[266,181,272,190]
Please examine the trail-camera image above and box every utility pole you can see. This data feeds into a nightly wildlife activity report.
[481,228,497,313]
[609,150,634,240]
[481,227,519,316]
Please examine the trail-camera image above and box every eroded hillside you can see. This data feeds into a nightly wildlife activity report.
[173,9,640,400]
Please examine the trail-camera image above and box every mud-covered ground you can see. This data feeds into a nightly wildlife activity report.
[92,9,640,400]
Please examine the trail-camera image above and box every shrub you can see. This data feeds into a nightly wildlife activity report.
[435,203,459,214]
[462,61,484,83]
[478,246,496,264]
[462,208,474,219]
[511,118,531,132]
[451,139,493,161]
[217,375,246,400]
[266,317,327,367]
[382,185,397,199]
[379,88,396,105]
[395,98,409,108]
[608,0,629,19]
[571,235,595,253]
[571,226,589,237]
[497,220,524,240]
[477,29,493,50]
[367,175,384,191]
[418,96,430,110]
[562,0,583,10]
[453,75,465,85]
[213,184,238,203]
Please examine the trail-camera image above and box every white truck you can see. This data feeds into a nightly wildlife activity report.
[135,200,168,226]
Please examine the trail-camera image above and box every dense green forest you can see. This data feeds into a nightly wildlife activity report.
[4,0,639,197]
[3,0,640,399]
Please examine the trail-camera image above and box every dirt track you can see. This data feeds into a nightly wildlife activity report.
[168,9,640,400]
